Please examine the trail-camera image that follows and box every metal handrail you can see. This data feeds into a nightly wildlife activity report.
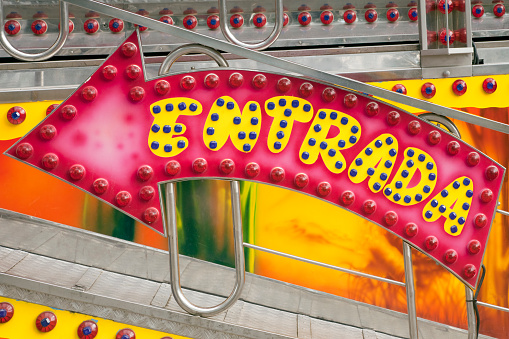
[218,0,284,51]
[243,243,405,287]
[403,243,419,338]
[159,44,229,75]
[0,0,69,61]
[165,181,245,317]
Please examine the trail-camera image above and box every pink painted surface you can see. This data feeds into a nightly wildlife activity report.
[5,31,504,288]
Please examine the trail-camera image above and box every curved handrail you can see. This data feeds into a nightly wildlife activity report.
[0,0,69,61]
[420,112,461,138]
[158,43,229,76]
[218,0,284,51]
[165,181,245,317]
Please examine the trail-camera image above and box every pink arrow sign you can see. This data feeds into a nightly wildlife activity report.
[5,31,505,288]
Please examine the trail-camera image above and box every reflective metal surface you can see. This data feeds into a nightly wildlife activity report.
[165,181,246,317]
[218,0,283,51]
[0,0,69,61]
[403,243,419,339]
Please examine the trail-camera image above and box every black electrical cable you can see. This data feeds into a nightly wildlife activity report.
[466,264,486,338]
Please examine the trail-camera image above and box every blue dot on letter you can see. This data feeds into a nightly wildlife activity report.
[211,113,219,121]
[151,141,159,149]
[302,152,309,160]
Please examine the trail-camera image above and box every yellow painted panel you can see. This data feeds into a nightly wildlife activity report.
[0,101,60,140]
[0,297,192,339]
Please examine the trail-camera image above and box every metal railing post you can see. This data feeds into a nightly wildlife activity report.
[403,242,419,339]
[466,286,477,339]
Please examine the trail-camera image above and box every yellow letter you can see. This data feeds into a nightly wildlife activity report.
[422,177,473,236]
[300,109,361,173]
[265,96,313,153]
[148,98,202,157]
[384,147,438,205]
[203,96,261,153]
[348,133,397,193]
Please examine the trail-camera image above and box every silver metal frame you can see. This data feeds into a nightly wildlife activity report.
[218,0,284,51]
[0,0,69,61]
[403,243,419,339]
[40,0,509,134]
[165,181,245,317]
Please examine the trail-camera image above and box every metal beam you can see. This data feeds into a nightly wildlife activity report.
[64,0,509,135]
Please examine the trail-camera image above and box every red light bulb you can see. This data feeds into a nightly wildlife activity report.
[219,159,235,175]
[468,240,481,254]
[404,223,418,237]
[252,74,267,89]
[69,164,85,181]
[7,106,26,125]
[126,64,141,80]
[81,86,97,101]
[467,152,480,166]
[46,104,58,116]
[40,125,56,140]
[270,167,285,182]
[137,165,153,181]
[365,102,379,116]
[193,158,208,173]
[129,86,145,102]
[344,93,357,108]
[204,73,220,89]
[229,73,244,88]
[322,87,336,102]
[116,191,132,207]
[407,120,421,135]
[41,153,59,170]
[245,162,260,178]
[277,78,292,93]
[428,130,441,145]
[463,264,476,278]
[139,186,155,201]
[384,211,398,226]
[474,213,487,228]
[316,182,331,197]
[294,173,309,188]
[444,249,458,264]
[102,65,117,80]
[424,236,438,251]
[447,141,461,155]
[93,178,109,194]
[61,105,77,120]
[480,188,493,203]
[165,160,181,176]
[482,78,497,94]
[341,191,355,206]
[155,80,170,95]
[181,76,196,90]
[299,83,314,97]
[387,111,401,126]
[485,165,499,181]
[16,143,33,159]
[121,42,137,57]
[363,200,377,214]
[143,207,159,224]
[392,84,407,94]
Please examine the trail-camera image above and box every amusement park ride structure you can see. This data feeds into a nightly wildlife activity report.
[0,0,508,338]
